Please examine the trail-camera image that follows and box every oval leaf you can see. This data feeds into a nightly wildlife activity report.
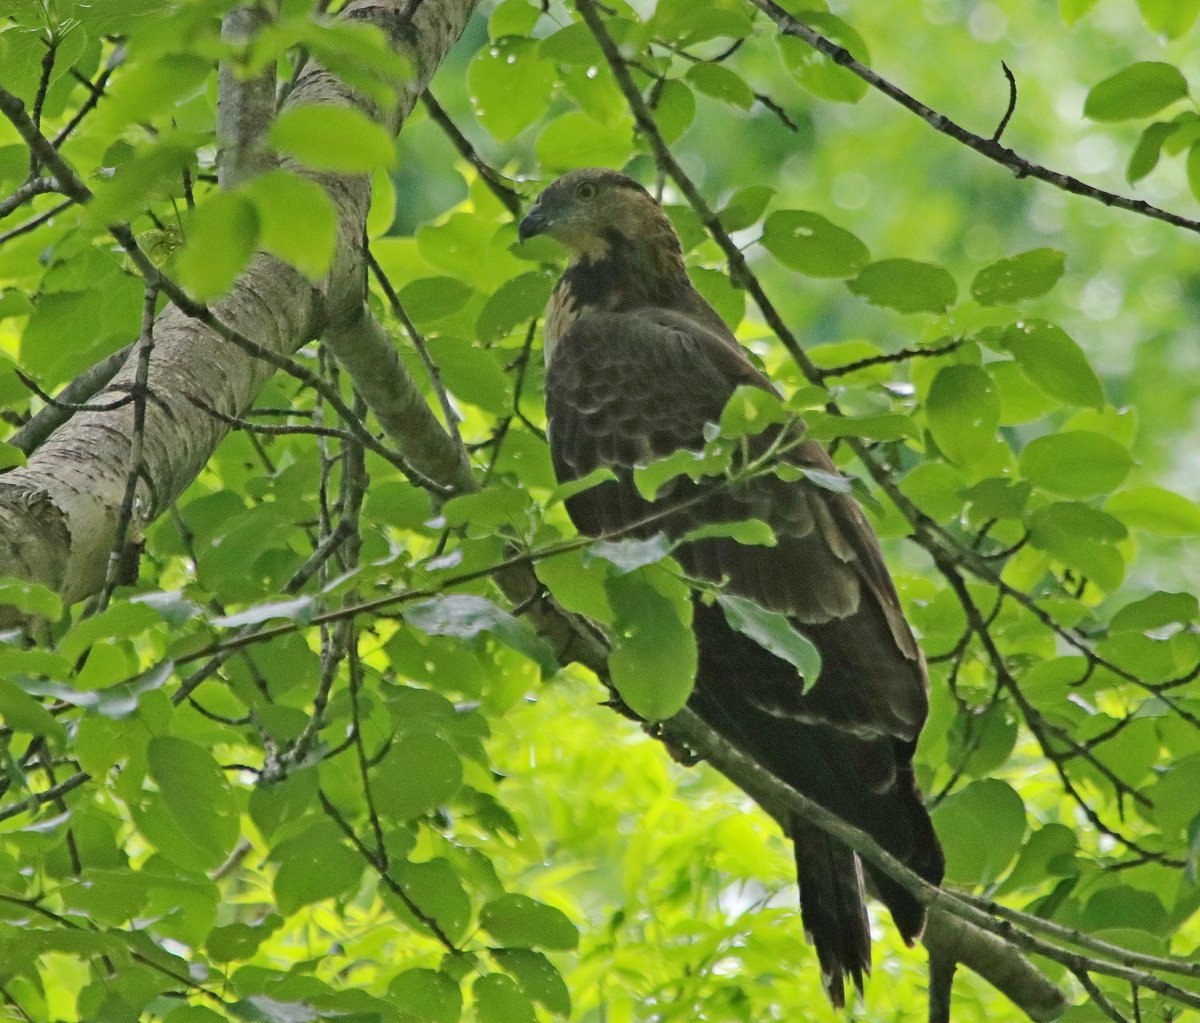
[848,259,957,314]
[988,320,1104,409]
[926,365,1000,469]
[1084,61,1188,122]
[971,249,1065,305]
[761,210,869,279]
[480,893,579,950]
[605,571,697,720]
[1019,431,1133,498]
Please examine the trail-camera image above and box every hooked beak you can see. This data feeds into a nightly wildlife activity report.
[518,201,552,243]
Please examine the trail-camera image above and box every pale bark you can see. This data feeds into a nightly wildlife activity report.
[0,0,480,608]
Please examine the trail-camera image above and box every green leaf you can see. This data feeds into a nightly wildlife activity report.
[269,104,395,172]
[474,974,535,1023]
[231,996,321,1023]
[1019,431,1133,498]
[1084,61,1188,121]
[142,736,240,871]
[405,595,558,676]
[400,276,474,324]
[1188,140,1200,203]
[91,54,211,135]
[480,893,579,950]
[535,111,635,172]
[393,858,472,943]
[761,210,870,278]
[717,594,821,688]
[548,465,617,505]
[587,534,674,574]
[1082,887,1168,934]
[719,186,774,231]
[1106,486,1200,535]
[651,0,752,45]
[1061,0,1100,23]
[477,271,554,340]
[82,132,201,228]
[490,0,541,38]
[1028,502,1127,592]
[1127,121,1179,183]
[0,678,65,741]
[536,547,614,625]
[686,63,753,109]
[492,950,571,1016]
[984,320,1104,409]
[213,596,315,629]
[207,917,283,963]
[777,14,870,103]
[971,249,1065,305]
[0,442,25,470]
[1137,0,1200,38]
[373,733,464,821]
[681,518,776,547]
[899,462,967,522]
[390,969,462,1023]
[175,191,259,301]
[441,485,530,529]
[0,579,62,619]
[634,445,731,501]
[606,570,697,720]
[690,265,745,328]
[1111,591,1199,632]
[469,38,556,141]
[654,78,696,144]
[931,779,1026,885]
[996,824,1079,895]
[243,171,337,281]
[849,259,958,314]
[926,365,1000,469]
[718,385,791,438]
[538,23,602,64]
[271,820,364,914]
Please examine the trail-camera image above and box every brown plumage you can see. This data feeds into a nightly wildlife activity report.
[523,168,944,1006]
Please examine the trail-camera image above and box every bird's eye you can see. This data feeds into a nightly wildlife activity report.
[576,181,598,200]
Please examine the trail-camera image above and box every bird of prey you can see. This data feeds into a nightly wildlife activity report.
[520,168,944,1007]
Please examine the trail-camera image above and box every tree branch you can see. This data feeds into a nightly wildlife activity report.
[746,0,1200,236]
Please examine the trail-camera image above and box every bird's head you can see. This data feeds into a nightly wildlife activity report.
[518,168,678,264]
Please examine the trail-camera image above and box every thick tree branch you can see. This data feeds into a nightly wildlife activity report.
[0,0,481,610]
[217,5,278,187]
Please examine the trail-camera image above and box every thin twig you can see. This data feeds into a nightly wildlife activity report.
[422,89,523,216]
[366,245,464,448]
[747,0,1200,236]
[816,338,964,381]
[993,62,1018,143]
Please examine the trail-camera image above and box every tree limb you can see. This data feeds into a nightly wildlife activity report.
[0,0,481,610]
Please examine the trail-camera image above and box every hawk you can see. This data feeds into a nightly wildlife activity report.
[521,168,944,1006]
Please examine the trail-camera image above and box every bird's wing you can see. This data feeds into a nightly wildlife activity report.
[545,308,927,741]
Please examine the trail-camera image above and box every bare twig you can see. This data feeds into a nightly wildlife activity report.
[422,89,523,215]
[993,62,1018,143]
[747,0,1200,236]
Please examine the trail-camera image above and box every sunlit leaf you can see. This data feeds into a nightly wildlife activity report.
[1084,61,1188,121]
[269,104,396,172]
[761,209,870,278]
